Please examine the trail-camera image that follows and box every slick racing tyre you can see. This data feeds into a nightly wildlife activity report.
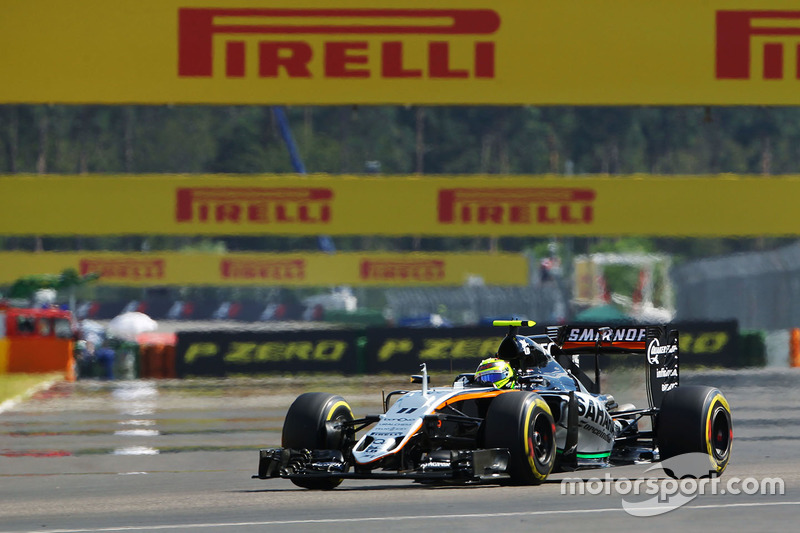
[657,386,733,478]
[281,392,354,490]
[483,391,556,485]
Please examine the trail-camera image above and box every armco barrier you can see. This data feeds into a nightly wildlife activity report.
[174,320,743,377]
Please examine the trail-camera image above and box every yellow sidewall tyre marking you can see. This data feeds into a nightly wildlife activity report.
[524,397,554,480]
[326,400,352,421]
[705,393,732,474]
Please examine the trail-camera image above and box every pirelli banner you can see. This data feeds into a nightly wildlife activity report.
[3,1,800,106]
[4,174,800,237]
[0,252,527,287]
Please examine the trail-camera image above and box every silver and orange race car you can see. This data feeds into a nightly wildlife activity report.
[254,320,732,489]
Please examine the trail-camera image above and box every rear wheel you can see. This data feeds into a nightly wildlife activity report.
[281,392,354,489]
[483,391,556,485]
[657,386,732,477]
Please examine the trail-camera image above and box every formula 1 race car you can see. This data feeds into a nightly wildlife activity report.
[254,321,733,489]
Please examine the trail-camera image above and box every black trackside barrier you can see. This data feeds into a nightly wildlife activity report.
[673,320,739,368]
[365,321,740,374]
[362,326,515,374]
[176,329,361,377]
[174,320,742,377]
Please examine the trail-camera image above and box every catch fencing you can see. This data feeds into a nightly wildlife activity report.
[673,240,800,330]
[384,283,567,326]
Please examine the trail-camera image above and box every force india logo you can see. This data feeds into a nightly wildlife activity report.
[717,10,800,80]
[178,8,500,80]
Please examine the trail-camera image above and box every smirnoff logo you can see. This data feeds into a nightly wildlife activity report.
[79,258,165,280]
[565,327,647,343]
[178,8,500,80]
[175,187,332,224]
[220,258,305,280]
[360,259,445,282]
[438,188,596,225]
[717,10,800,80]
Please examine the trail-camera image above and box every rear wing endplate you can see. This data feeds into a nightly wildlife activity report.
[546,325,679,408]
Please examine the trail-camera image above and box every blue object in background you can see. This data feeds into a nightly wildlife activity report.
[95,347,115,380]
[273,105,336,254]
[397,314,454,328]
[272,106,306,174]
[478,316,520,327]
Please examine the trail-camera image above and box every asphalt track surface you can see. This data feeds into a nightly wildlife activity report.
[1,368,799,532]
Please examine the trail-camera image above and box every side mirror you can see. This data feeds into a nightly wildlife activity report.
[410,375,433,386]
[412,363,430,395]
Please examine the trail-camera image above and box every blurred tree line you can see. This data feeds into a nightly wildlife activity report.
[4,105,798,175]
[0,104,796,260]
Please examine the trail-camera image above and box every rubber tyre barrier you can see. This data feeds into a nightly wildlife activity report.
[657,385,733,477]
[483,391,556,485]
[281,392,354,490]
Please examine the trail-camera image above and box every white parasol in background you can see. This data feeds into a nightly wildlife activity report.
[107,312,157,342]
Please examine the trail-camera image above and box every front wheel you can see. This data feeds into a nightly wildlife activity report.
[483,391,556,485]
[281,392,354,490]
[657,386,732,477]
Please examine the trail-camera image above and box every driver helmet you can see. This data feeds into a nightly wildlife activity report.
[474,358,516,389]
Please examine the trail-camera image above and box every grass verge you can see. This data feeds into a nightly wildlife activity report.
[0,373,62,408]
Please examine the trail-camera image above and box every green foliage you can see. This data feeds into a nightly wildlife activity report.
[589,238,654,255]
[7,268,100,299]
[0,373,62,405]
[178,239,227,253]
[602,265,641,300]
[5,104,800,175]
[586,238,658,303]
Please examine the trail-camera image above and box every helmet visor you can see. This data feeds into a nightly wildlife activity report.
[476,371,508,383]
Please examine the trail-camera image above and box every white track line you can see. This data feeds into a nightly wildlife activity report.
[17,500,800,533]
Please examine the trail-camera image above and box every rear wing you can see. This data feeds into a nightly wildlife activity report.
[546,325,679,409]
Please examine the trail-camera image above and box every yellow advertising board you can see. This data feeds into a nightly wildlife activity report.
[3,0,800,105]
[0,252,528,287]
[2,174,800,237]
